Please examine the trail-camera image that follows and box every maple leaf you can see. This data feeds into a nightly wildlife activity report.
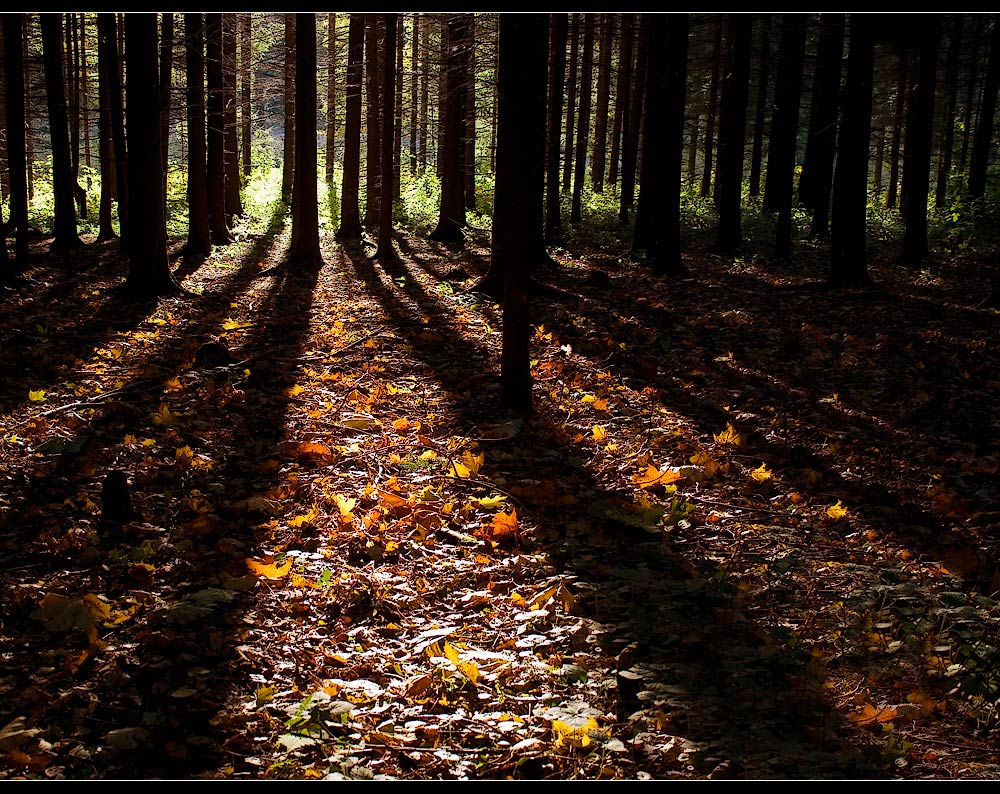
[450,449,484,478]
[28,389,45,403]
[246,558,293,580]
[592,425,608,441]
[713,423,742,446]
[489,509,519,544]
[749,462,773,482]
[443,641,480,685]
[633,464,683,489]
[826,500,849,520]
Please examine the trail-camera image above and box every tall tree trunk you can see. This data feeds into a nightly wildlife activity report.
[98,13,127,244]
[326,13,337,183]
[124,13,179,298]
[959,16,984,172]
[619,14,648,224]
[2,13,29,271]
[495,14,548,416]
[158,13,174,209]
[408,13,418,173]
[591,13,613,193]
[608,14,633,191]
[240,14,252,178]
[80,14,91,172]
[464,15,476,211]
[763,14,807,259]
[364,14,382,228]
[968,16,1000,201]
[830,14,876,288]
[803,13,845,238]
[377,13,398,260]
[886,47,907,210]
[700,16,723,199]
[337,13,364,240]
[570,14,594,223]
[206,13,232,244]
[24,26,34,203]
[562,13,579,193]
[429,14,469,244]
[901,18,940,263]
[713,15,752,254]
[418,14,429,173]
[748,14,771,198]
[223,14,243,219]
[281,14,296,205]
[288,13,324,267]
[544,12,568,244]
[935,15,962,208]
[41,13,83,255]
[184,13,212,257]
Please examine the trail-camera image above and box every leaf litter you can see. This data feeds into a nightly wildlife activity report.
[0,228,998,779]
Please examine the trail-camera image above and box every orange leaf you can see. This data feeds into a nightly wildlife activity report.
[491,508,519,540]
[633,464,683,489]
[246,558,293,580]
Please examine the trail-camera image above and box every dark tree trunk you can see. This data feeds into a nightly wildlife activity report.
[748,14,771,198]
[463,16,476,211]
[2,13,29,272]
[762,14,807,259]
[409,13,418,173]
[418,14,429,172]
[802,13,845,238]
[699,16,723,199]
[495,13,548,416]
[935,15,962,208]
[562,13,579,193]
[158,13,173,207]
[326,13,337,183]
[570,14,594,223]
[591,14,613,193]
[830,14,876,288]
[394,14,403,202]
[97,14,126,244]
[608,14,634,190]
[619,14,648,224]
[288,13,324,268]
[184,13,212,257]
[968,16,1000,201]
[124,13,180,299]
[337,13,364,240]
[364,14,382,228]
[41,13,83,255]
[544,13,568,244]
[429,14,469,245]
[240,14,252,178]
[66,14,87,220]
[281,14,295,205]
[206,13,232,244]
[959,16,984,172]
[223,14,243,219]
[712,15,752,254]
[901,17,940,263]
[377,13,398,260]
[886,47,907,210]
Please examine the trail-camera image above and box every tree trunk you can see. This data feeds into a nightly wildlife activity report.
[223,14,243,219]
[886,47,907,210]
[830,14,876,288]
[41,13,83,255]
[935,15,962,208]
[240,14,252,178]
[288,13,324,267]
[901,18,940,263]
[98,13,127,245]
[803,13,845,238]
[429,14,469,244]
[463,15,476,211]
[609,14,634,191]
[562,13,580,193]
[418,14,429,173]
[364,14,382,228]
[2,13,29,272]
[968,16,1000,201]
[748,15,771,198]
[206,13,232,245]
[408,13,418,173]
[124,13,180,299]
[959,16,984,172]
[591,13,613,193]
[337,13,365,240]
[326,13,337,183]
[544,13,568,244]
[495,14,548,416]
[158,13,173,208]
[184,13,212,257]
[699,16,723,199]
[763,14,807,259]
[619,14,648,224]
[712,15,752,254]
[281,14,295,205]
[377,13,398,260]
[570,14,595,223]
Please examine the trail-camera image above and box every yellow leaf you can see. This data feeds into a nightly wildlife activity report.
[28,389,46,402]
[246,558,293,580]
[826,500,849,520]
[689,450,721,478]
[750,462,772,482]
[175,445,195,465]
[255,684,277,706]
[592,425,608,441]
[222,318,243,330]
[476,495,507,510]
[334,494,356,518]
[287,384,305,397]
[633,464,683,489]
[288,506,320,527]
[443,641,480,685]
[489,509,519,542]
[392,417,411,431]
[152,403,178,426]
[713,423,742,446]
[451,449,484,478]
[551,716,600,748]
[592,398,609,412]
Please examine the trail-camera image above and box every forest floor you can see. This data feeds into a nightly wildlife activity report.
[1,215,999,780]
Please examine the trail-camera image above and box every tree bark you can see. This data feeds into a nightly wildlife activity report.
[223,14,243,219]
[2,13,29,272]
[748,15,771,198]
[281,14,295,205]
[544,13,568,244]
[562,13,580,193]
[337,13,365,240]
[429,14,469,244]
[364,14,382,228]
[377,13,398,260]
[619,14,648,224]
[206,13,232,244]
[326,13,337,183]
[700,16,723,199]
[288,13,324,267]
[184,13,212,257]
[935,15,962,208]
[570,14,595,223]
[591,13,613,193]
[968,15,1000,201]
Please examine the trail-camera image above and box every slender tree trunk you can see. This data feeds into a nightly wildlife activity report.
[968,16,1000,201]
[240,14,252,178]
[609,14,633,191]
[544,13,568,244]
[24,27,33,203]
[288,13,324,267]
[41,13,83,255]
[748,15,771,198]
[571,14,594,222]
[418,14,429,173]
[886,47,907,210]
[591,14,613,193]
[223,14,243,219]
[184,13,212,257]
[124,13,179,298]
[935,15,962,208]
[713,15,752,253]
[408,13,418,173]
[700,16,723,199]
[364,14,382,227]
[959,16,984,172]
[326,13,337,183]
[429,14,469,244]
[337,13,364,240]
[81,14,91,172]
[98,14,126,243]
[281,14,295,205]
[464,15,476,211]
[377,13,398,260]
[830,14,876,288]
[3,13,29,271]
[619,14,648,224]
[562,13,579,192]
[158,13,174,210]
[206,13,232,244]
